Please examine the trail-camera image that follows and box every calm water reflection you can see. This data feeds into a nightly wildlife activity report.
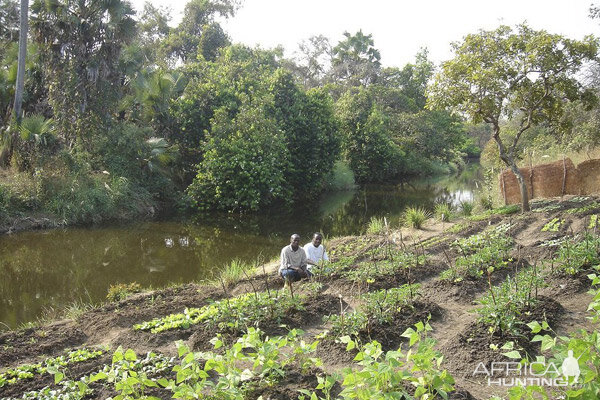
[0,164,482,329]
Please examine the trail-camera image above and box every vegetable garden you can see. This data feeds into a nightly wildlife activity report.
[2,196,600,399]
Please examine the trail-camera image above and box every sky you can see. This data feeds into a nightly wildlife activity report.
[131,0,600,67]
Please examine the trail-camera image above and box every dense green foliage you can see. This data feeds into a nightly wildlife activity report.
[1,0,599,219]
[179,52,340,210]
[0,0,484,220]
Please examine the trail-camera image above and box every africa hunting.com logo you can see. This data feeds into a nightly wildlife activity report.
[473,350,581,387]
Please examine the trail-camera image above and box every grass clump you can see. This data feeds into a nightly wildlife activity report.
[209,258,256,288]
[366,216,388,235]
[459,200,474,216]
[479,195,494,210]
[434,203,453,222]
[403,206,430,229]
[106,282,143,302]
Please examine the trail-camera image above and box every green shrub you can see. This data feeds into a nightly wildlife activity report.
[434,203,453,222]
[403,206,430,229]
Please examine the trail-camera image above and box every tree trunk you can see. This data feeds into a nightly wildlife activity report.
[506,160,530,212]
[492,126,530,212]
[13,0,28,124]
[4,0,29,168]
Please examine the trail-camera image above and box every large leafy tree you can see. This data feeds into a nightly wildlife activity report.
[270,69,339,201]
[187,103,290,212]
[30,0,136,149]
[428,24,598,211]
[292,35,331,88]
[330,30,381,87]
[163,0,237,64]
[175,45,340,211]
[337,87,405,182]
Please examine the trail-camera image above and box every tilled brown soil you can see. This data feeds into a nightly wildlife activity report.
[1,195,599,399]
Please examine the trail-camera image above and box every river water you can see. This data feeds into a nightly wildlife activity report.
[0,164,482,329]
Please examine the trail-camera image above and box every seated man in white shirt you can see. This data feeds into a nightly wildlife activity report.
[303,232,329,274]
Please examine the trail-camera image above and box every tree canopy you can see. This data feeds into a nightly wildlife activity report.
[4,0,595,220]
[428,23,598,211]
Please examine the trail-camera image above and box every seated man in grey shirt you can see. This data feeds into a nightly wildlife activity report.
[279,234,309,287]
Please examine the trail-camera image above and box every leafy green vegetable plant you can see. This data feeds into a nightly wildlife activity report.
[541,218,564,232]
[362,284,420,325]
[552,233,600,275]
[134,291,305,334]
[476,268,544,336]
[303,321,456,400]
[0,348,103,387]
[441,224,513,282]
[507,268,600,399]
